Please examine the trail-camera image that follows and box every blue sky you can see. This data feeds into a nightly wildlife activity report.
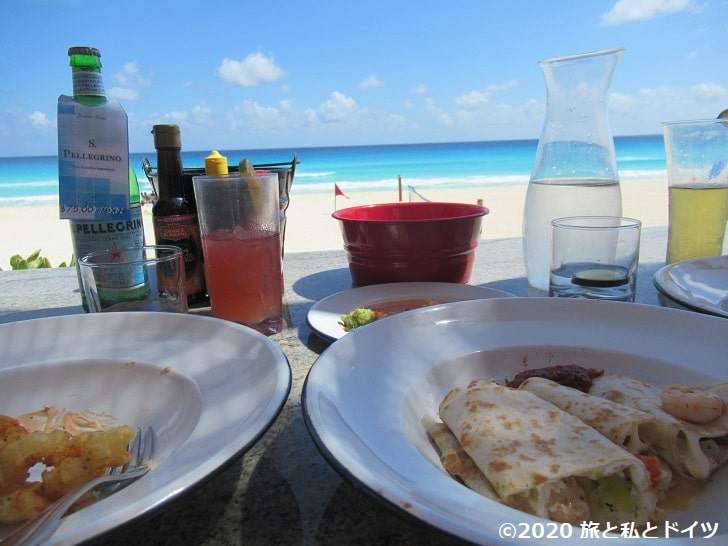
[1,0,726,157]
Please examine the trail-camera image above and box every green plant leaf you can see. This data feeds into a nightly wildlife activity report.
[28,256,52,269]
[10,255,25,269]
[8,251,64,269]
[26,249,42,262]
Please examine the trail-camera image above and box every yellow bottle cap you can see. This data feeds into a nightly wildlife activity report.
[205,150,229,175]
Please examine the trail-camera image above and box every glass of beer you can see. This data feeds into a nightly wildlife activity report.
[662,118,728,264]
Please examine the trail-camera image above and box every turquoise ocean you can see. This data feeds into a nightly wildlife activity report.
[0,135,666,207]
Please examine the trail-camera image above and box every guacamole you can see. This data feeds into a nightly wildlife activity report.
[340,308,382,331]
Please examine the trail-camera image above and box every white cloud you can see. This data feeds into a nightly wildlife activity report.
[360,75,383,89]
[610,86,685,114]
[107,62,150,101]
[450,97,543,131]
[315,91,357,123]
[601,0,698,25]
[455,90,490,109]
[113,62,151,88]
[690,82,726,99]
[164,111,189,124]
[606,84,728,134]
[223,99,289,133]
[217,52,286,87]
[234,100,280,121]
[190,104,213,124]
[411,84,429,95]
[454,80,519,109]
[107,87,140,101]
[29,111,50,127]
[425,98,454,126]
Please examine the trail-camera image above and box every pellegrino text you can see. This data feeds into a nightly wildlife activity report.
[74,218,143,234]
[62,149,123,162]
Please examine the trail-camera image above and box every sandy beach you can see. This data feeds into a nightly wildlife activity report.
[0,176,667,269]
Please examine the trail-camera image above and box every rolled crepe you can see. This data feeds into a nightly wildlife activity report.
[421,415,499,501]
[518,377,656,454]
[439,379,658,526]
[589,375,728,480]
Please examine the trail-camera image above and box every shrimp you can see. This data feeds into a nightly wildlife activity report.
[660,385,725,424]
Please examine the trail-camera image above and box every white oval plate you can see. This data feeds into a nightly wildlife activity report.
[306,282,513,341]
[654,255,728,318]
[0,312,291,545]
[0,359,202,465]
[303,298,728,545]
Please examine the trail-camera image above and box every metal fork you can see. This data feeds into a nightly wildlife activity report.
[3,426,155,546]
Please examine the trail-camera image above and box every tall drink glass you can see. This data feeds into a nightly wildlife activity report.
[663,119,728,264]
[193,173,283,334]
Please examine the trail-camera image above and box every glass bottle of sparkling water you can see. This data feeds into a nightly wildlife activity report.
[523,48,624,291]
[59,47,145,310]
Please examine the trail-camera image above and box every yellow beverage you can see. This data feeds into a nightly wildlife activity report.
[667,185,728,263]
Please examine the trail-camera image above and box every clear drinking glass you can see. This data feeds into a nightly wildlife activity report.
[549,216,641,302]
[662,118,728,264]
[79,245,188,313]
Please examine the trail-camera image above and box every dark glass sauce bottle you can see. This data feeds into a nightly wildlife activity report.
[151,124,207,305]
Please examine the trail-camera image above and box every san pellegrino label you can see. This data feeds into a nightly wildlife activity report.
[57,95,131,220]
[70,208,144,253]
[58,94,145,304]
[70,205,146,305]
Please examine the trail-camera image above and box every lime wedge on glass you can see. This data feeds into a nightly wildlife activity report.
[572,265,629,287]
[239,158,264,212]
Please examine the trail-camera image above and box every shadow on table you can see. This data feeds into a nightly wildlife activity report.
[92,456,245,546]
[228,409,469,545]
[475,260,677,308]
[315,480,471,546]
[288,266,351,350]
[291,266,353,302]
[477,276,542,297]
[0,306,83,323]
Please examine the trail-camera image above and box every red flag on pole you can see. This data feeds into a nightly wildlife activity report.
[335,183,349,199]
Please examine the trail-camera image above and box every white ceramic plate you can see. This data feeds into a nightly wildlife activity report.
[0,312,290,545]
[654,255,728,318]
[303,298,728,545]
[306,282,513,341]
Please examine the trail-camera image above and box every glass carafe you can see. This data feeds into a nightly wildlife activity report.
[523,48,624,290]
